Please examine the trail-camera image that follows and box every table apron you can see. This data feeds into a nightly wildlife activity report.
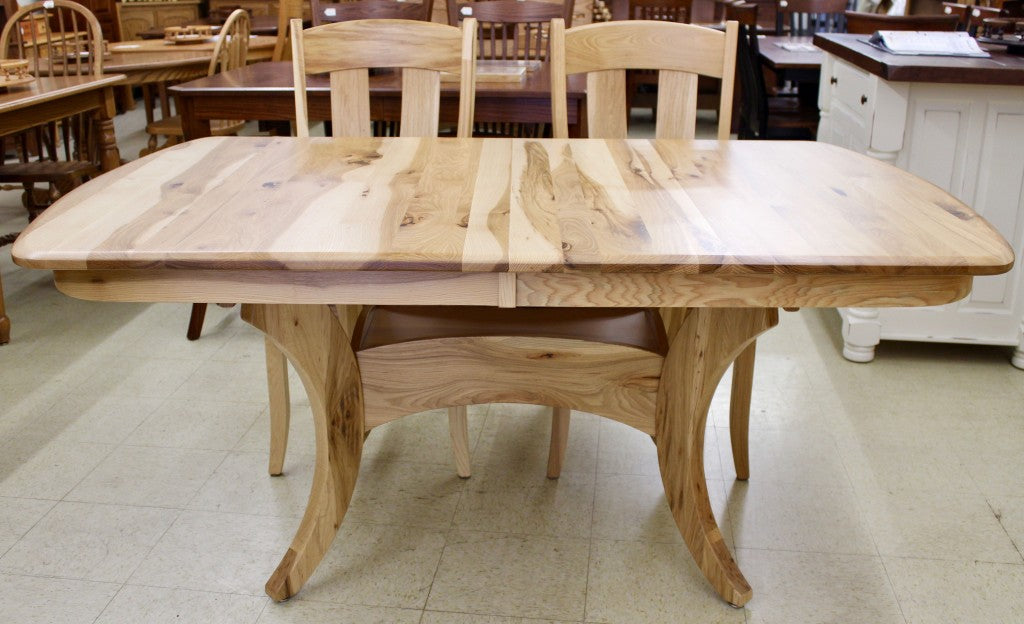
[51,269,973,309]
[0,89,108,136]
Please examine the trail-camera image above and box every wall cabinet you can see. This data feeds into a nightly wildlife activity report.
[115,1,201,41]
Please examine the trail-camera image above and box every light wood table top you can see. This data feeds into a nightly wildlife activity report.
[14,136,1012,282]
[10,135,1014,607]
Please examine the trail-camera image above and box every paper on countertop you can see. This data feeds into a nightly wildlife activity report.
[777,42,818,52]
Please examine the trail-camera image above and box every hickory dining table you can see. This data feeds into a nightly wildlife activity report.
[11,136,1013,607]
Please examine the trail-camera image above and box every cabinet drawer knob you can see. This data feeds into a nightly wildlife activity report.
[830,76,838,85]
[861,94,868,105]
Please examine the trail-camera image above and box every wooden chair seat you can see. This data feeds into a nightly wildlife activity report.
[144,116,245,139]
[357,306,669,354]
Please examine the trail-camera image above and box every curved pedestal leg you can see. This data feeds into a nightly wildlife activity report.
[266,337,291,476]
[655,307,777,608]
[243,303,364,602]
[729,342,756,481]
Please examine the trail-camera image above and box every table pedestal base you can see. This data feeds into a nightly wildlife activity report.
[242,302,777,607]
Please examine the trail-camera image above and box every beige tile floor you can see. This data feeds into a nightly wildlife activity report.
[0,105,1023,623]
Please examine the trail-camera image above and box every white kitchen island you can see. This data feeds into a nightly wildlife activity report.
[815,33,1024,368]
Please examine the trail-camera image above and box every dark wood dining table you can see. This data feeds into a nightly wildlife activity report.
[758,35,824,83]
[171,60,588,140]
[0,72,126,345]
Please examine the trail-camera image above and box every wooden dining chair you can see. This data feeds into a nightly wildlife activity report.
[0,0,105,219]
[282,16,484,479]
[273,0,306,61]
[311,0,434,25]
[775,0,848,35]
[548,18,757,480]
[447,0,571,137]
[735,22,817,139]
[844,11,960,34]
[142,9,251,156]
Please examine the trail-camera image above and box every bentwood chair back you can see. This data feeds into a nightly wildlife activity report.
[311,0,435,25]
[0,0,103,77]
[0,1,105,220]
[844,11,960,34]
[775,0,848,35]
[142,9,251,155]
[550,18,739,140]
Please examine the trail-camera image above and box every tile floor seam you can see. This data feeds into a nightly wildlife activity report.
[0,498,56,561]
[582,410,602,624]
[876,554,912,624]
[418,405,479,615]
[89,580,131,624]
[988,498,1024,565]
[178,447,235,511]
[121,507,184,586]
[49,442,120,503]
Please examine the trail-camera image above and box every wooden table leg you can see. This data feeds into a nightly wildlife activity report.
[97,87,121,172]
[0,271,9,344]
[655,307,777,608]
[177,96,214,141]
[242,303,364,602]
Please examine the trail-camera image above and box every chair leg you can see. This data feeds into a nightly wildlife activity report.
[266,337,291,476]
[546,406,571,479]
[448,405,471,478]
[0,272,9,345]
[186,303,207,340]
[728,341,756,481]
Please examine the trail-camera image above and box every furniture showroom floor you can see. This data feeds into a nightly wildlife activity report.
[0,106,1022,624]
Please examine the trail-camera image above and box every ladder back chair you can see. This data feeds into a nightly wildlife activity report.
[844,10,960,34]
[775,0,848,35]
[311,0,435,25]
[0,0,105,219]
[142,9,251,155]
[278,16,484,480]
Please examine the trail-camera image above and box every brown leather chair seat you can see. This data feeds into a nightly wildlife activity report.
[356,306,669,355]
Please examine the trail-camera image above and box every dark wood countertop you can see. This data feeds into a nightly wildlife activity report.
[812,33,1024,86]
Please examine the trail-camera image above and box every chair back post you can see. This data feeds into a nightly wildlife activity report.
[457,17,477,138]
[208,9,251,76]
[274,0,305,61]
[0,0,103,77]
[290,18,311,138]
[291,18,477,139]
[550,17,568,138]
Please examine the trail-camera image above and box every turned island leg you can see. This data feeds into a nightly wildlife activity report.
[655,307,777,607]
[242,303,364,601]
